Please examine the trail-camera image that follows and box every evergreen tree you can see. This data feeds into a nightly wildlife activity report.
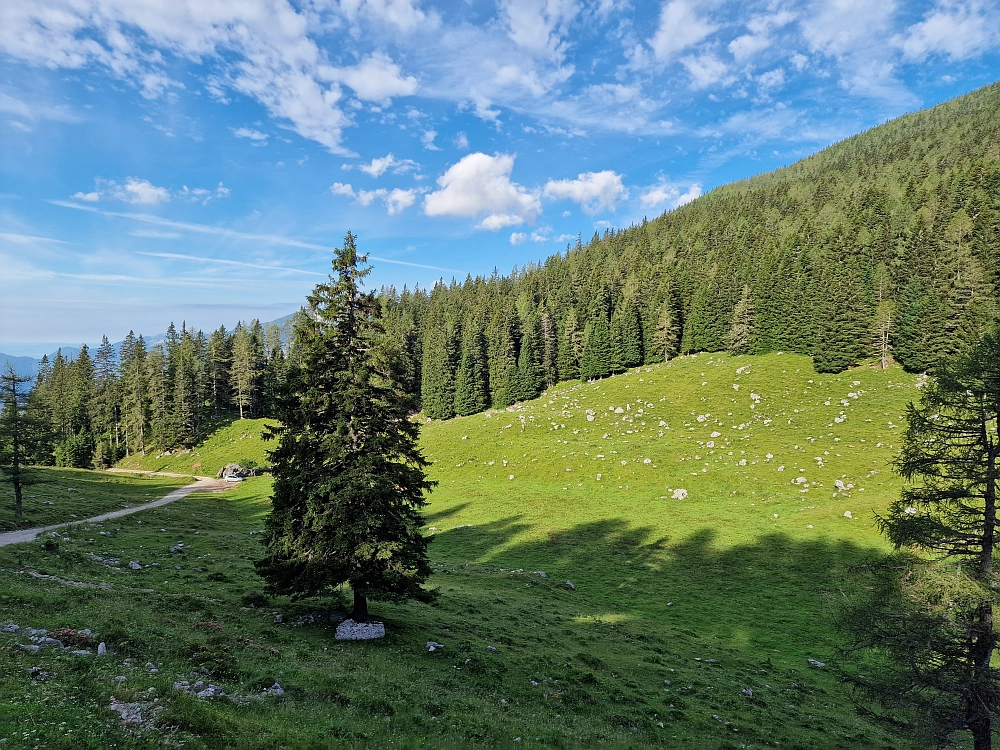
[146,345,170,446]
[257,232,435,621]
[540,304,559,387]
[0,366,36,518]
[871,265,895,370]
[651,298,681,362]
[119,333,148,456]
[488,309,518,408]
[454,320,489,416]
[726,285,756,355]
[230,324,259,419]
[839,325,1000,749]
[611,290,643,371]
[419,310,457,420]
[515,306,544,401]
[812,261,871,373]
[206,326,231,416]
[557,308,582,381]
[580,316,612,381]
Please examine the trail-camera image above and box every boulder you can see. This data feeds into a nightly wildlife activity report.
[335,619,385,640]
[217,463,255,479]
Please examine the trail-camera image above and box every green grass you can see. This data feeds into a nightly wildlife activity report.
[0,468,190,531]
[0,353,938,748]
[116,418,276,478]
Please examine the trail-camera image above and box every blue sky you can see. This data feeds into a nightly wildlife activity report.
[1,0,998,355]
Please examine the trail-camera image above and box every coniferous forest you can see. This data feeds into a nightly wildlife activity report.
[12,82,1000,461]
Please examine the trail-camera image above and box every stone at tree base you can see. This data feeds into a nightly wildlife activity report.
[335,619,386,640]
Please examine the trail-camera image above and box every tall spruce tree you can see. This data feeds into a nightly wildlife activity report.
[838,324,1000,750]
[454,320,489,416]
[256,233,435,621]
[611,290,643,371]
[419,310,457,420]
[515,305,544,401]
[726,285,756,355]
[557,308,582,380]
[652,298,681,362]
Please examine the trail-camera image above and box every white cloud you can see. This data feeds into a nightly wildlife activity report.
[326,52,418,103]
[454,132,469,149]
[424,152,540,229]
[640,180,702,210]
[0,92,79,123]
[728,10,797,63]
[543,171,627,215]
[110,178,171,205]
[234,127,268,143]
[421,130,441,150]
[357,153,417,177]
[897,1,997,61]
[71,191,100,202]
[757,68,785,93]
[648,0,717,63]
[468,94,501,123]
[681,54,731,90]
[0,2,356,153]
[510,231,528,245]
[501,0,581,62]
[330,182,419,214]
[335,0,434,33]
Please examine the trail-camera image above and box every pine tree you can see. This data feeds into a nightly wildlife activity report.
[726,285,756,355]
[256,232,435,621]
[454,320,489,416]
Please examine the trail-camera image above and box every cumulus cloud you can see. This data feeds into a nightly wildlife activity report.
[543,171,627,215]
[647,0,717,63]
[640,181,702,210]
[897,1,998,61]
[357,153,417,177]
[421,130,441,150]
[330,182,420,215]
[423,152,540,230]
[327,52,418,103]
[71,191,100,202]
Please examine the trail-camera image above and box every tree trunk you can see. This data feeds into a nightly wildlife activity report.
[352,591,368,622]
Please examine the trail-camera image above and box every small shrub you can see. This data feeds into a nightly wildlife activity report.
[241,591,268,608]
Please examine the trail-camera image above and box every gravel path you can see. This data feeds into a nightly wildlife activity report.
[0,472,230,548]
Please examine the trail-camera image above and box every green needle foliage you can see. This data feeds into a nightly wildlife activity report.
[256,232,436,620]
[838,324,1000,749]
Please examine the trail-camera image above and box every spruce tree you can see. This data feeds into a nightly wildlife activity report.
[611,291,643,371]
[454,320,489,416]
[580,316,612,381]
[726,284,756,355]
[119,333,148,456]
[488,309,518,408]
[0,366,36,517]
[256,232,435,621]
[652,298,681,361]
[839,324,1000,750]
[515,306,544,401]
[557,308,581,380]
[419,314,457,420]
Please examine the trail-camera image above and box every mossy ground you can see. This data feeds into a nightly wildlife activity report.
[0,353,945,748]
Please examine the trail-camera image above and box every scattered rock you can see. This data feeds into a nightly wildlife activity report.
[128,561,142,570]
[671,488,688,500]
[843,511,852,519]
[741,688,753,697]
[169,544,184,553]
[663,679,671,686]
[71,649,91,656]
[197,685,227,698]
[97,642,107,656]
[110,699,156,727]
[535,571,547,578]
[334,619,385,641]
[1,623,20,634]
[20,645,40,654]
[217,463,255,479]
[262,682,285,697]
[565,581,575,590]
[425,641,445,652]
[28,666,49,681]
[273,614,284,624]
[487,646,497,653]
[293,609,347,627]
[35,637,63,649]
[807,658,826,668]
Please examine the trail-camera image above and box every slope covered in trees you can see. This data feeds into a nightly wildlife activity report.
[396,82,1000,418]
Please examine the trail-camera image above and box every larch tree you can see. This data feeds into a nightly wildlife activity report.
[838,324,1000,750]
[256,232,435,621]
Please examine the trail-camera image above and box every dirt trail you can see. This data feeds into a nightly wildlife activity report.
[0,471,230,548]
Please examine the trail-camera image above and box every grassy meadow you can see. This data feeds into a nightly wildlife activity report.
[0,353,935,749]
[117,419,277,478]
[0,468,190,532]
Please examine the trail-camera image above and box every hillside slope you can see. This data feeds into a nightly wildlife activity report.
[395,82,999,419]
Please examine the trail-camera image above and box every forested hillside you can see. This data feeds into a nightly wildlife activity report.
[19,320,288,468]
[395,82,1000,418]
